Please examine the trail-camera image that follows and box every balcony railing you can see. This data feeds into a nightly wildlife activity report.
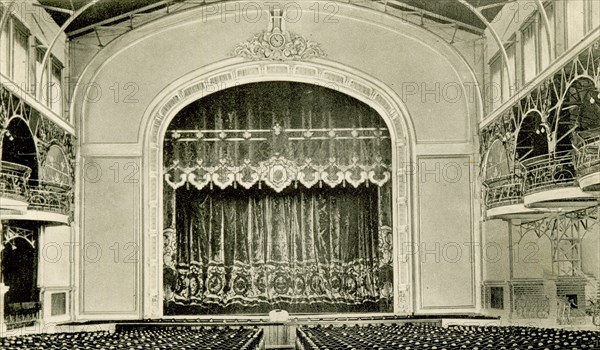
[522,151,577,195]
[575,133,600,178]
[27,180,72,215]
[5,301,41,330]
[483,174,524,209]
[1,161,72,216]
[0,161,31,201]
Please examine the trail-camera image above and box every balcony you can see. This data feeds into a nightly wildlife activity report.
[483,175,554,220]
[0,161,31,214]
[575,133,600,192]
[522,151,597,208]
[25,180,72,224]
[0,161,72,223]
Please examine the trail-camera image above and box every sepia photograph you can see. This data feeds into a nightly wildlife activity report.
[0,0,599,348]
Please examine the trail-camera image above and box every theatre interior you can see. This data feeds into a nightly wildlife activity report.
[0,0,599,348]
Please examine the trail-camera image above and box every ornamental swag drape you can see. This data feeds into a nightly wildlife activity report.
[163,82,394,314]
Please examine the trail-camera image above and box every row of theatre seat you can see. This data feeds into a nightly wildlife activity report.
[296,323,600,350]
[1,322,599,349]
[0,326,263,350]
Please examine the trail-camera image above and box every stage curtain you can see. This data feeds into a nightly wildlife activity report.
[164,185,392,314]
[162,82,394,315]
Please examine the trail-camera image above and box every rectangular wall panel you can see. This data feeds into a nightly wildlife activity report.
[417,156,475,310]
[81,157,140,315]
[39,225,72,288]
[483,220,510,282]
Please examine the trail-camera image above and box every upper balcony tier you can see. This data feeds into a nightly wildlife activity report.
[480,33,600,220]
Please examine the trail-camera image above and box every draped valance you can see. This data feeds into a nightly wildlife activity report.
[163,82,392,193]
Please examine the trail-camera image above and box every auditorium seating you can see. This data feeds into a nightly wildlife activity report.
[2,322,599,349]
[0,326,263,350]
[297,323,599,349]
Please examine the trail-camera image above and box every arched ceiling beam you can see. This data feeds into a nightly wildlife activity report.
[536,0,554,60]
[32,3,74,16]
[457,0,513,93]
[37,0,104,99]
[67,0,174,37]
[0,1,16,76]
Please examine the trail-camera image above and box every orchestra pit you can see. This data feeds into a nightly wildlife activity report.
[1,0,600,349]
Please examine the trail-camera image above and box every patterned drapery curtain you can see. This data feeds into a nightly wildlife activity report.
[163,82,393,314]
[164,185,393,314]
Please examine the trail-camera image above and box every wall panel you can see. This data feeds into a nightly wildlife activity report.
[417,156,475,310]
[81,157,140,316]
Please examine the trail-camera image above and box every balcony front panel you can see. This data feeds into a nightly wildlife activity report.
[0,164,72,222]
[27,180,71,216]
[484,175,553,220]
[522,152,597,208]
[485,175,523,209]
[575,134,600,192]
[0,161,31,213]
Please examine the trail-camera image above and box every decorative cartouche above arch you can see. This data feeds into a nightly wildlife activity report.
[232,8,325,61]
[233,31,325,61]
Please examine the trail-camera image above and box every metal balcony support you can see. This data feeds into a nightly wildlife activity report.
[31,3,74,16]
[67,0,175,37]
[0,226,35,253]
[518,206,599,277]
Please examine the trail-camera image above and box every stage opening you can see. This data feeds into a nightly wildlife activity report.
[162,82,394,315]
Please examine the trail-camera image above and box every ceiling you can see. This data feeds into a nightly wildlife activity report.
[37,0,506,36]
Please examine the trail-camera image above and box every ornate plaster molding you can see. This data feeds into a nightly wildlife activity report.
[233,31,325,61]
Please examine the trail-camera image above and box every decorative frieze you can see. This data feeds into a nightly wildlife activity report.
[233,8,325,61]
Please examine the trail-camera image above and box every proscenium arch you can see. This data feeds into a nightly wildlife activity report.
[141,60,417,318]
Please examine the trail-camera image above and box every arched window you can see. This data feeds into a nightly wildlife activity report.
[484,140,510,180]
[40,145,71,186]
